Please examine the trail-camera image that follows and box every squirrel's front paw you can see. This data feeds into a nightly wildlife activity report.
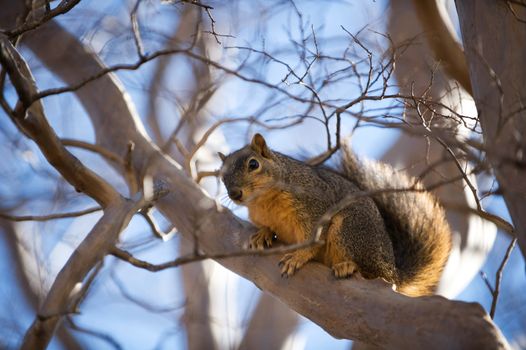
[247,228,275,250]
[278,250,312,278]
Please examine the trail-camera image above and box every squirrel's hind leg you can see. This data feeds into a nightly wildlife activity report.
[332,261,359,278]
[324,214,360,278]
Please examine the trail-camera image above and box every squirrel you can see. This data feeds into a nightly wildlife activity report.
[218,134,452,297]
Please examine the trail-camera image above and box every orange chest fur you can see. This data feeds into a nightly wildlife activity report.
[247,190,305,244]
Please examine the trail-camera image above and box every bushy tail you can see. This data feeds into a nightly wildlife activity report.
[339,148,452,297]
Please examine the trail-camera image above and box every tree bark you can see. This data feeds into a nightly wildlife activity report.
[238,293,299,350]
[411,0,472,94]
[456,1,526,257]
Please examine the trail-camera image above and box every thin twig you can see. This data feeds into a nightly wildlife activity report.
[139,208,177,241]
[307,110,341,165]
[196,170,219,183]
[0,207,102,222]
[185,116,302,177]
[6,0,82,38]
[0,34,120,208]
[489,237,517,318]
[111,271,184,313]
[69,261,104,313]
[408,82,483,211]
[61,139,124,165]
[124,141,139,195]
[179,0,213,10]
[67,317,123,350]
[130,0,145,59]
[110,238,325,272]
[479,271,494,294]
[443,202,515,236]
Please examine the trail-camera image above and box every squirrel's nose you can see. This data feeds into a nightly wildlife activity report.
[228,188,243,201]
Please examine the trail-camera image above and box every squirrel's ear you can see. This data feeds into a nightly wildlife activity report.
[217,152,227,162]
[251,133,272,158]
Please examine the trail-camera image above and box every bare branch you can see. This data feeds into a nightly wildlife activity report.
[61,138,124,165]
[0,34,120,208]
[456,1,526,258]
[6,0,82,39]
[67,317,123,350]
[139,208,176,241]
[178,0,213,11]
[195,170,218,183]
[0,206,102,222]
[130,0,145,60]
[411,0,473,94]
[443,202,514,236]
[111,239,324,272]
[490,238,517,318]
[21,199,143,349]
[124,141,139,195]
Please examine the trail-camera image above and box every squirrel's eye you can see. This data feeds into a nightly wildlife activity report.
[248,158,259,171]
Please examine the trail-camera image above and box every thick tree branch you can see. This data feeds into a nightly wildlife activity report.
[238,293,299,350]
[456,1,526,259]
[385,0,497,298]
[411,0,473,95]
[20,198,142,350]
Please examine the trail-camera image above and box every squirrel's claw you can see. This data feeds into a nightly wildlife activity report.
[248,228,274,250]
[279,251,311,278]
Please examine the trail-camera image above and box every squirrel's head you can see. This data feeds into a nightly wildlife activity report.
[219,134,280,204]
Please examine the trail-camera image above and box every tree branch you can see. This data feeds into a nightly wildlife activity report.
[21,199,143,350]
[0,34,120,208]
[61,138,124,165]
[490,237,517,318]
[456,1,526,259]
[0,206,101,222]
[5,0,81,39]
[411,0,473,95]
